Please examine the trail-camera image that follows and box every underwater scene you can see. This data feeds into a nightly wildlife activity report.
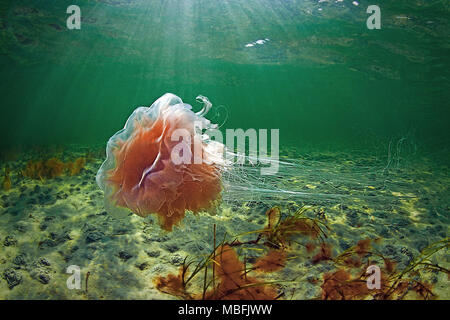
[0,0,449,301]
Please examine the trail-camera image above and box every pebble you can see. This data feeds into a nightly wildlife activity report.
[151,264,165,273]
[3,268,22,289]
[169,253,184,266]
[144,234,169,242]
[4,235,17,246]
[163,243,179,253]
[118,251,133,261]
[39,257,51,266]
[136,262,150,270]
[56,192,68,200]
[38,273,51,284]
[383,244,396,256]
[146,250,161,258]
[401,247,414,262]
[85,230,105,243]
[13,253,27,267]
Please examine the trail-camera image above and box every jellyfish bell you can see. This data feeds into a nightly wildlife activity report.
[96,93,227,231]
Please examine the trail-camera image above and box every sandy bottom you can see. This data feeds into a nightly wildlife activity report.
[0,145,448,299]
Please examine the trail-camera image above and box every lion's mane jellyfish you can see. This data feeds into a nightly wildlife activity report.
[96,93,226,231]
[98,94,413,232]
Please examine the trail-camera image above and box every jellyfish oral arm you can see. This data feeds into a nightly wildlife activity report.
[195,95,212,117]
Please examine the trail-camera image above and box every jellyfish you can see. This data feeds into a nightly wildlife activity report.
[97,93,414,231]
[96,93,227,231]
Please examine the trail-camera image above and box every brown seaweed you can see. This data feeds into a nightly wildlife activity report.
[321,237,450,300]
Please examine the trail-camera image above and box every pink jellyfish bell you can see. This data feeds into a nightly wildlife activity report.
[96,93,226,231]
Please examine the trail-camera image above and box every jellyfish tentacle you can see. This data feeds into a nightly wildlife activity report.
[195,95,212,117]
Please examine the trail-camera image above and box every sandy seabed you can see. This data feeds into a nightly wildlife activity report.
[0,145,448,299]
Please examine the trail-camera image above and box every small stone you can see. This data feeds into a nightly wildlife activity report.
[4,235,17,246]
[163,243,179,253]
[39,257,51,266]
[3,268,22,289]
[64,232,74,240]
[169,254,184,266]
[145,234,169,242]
[146,250,160,258]
[151,264,165,273]
[400,247,414,264]
[306,274,319,284]
[383,245,396,256]
[38,273,50,284]
[56,192,68,200]
[85,231,104,243]
[118,251,133,261]
[44,216,55,222]
[136,262,150,270]
[13,253,27,266]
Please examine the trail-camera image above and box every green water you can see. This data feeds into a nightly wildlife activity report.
[0,1,449,300]
[0,0,449,155]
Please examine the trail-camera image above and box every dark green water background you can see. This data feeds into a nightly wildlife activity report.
[0,0,449,156]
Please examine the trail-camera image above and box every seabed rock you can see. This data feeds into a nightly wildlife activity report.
[118,251,133,261]
[3,268,22,289]
[4,235,17,246]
